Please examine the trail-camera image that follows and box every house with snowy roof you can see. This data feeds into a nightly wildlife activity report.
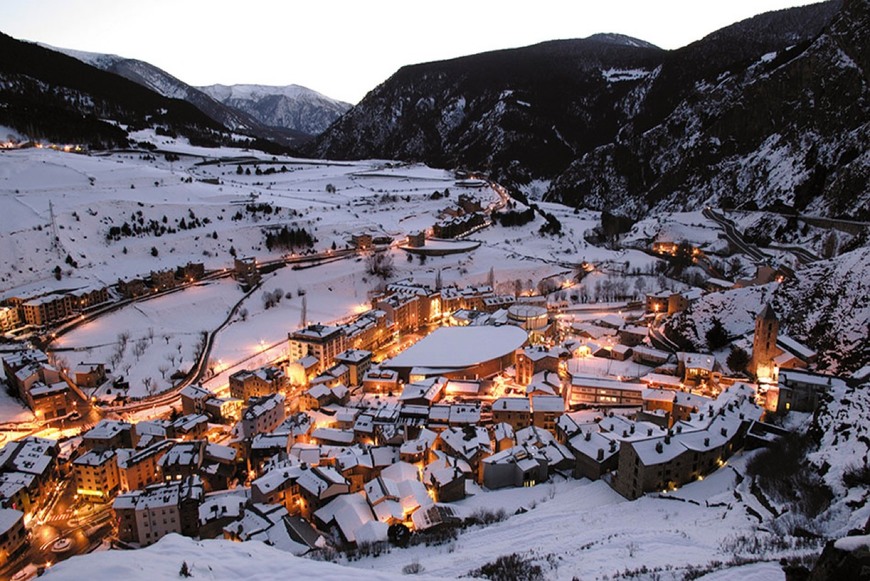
[530,394,565,433]
[513,426,572,473]
[82,419,138,451]
[772,369,842,413]
[314,491,381,545]
[612,389,762,499]
[113,476,203,546]
[567,429,620,480]
[229,365,288,402]
[515,345,562,386]
[677,352,717,386]
[250,433,293,471]
[117,440,174,492]
[491,397,530,432]
[222,501,317,555]
[481,444,548,489]
[198,489,249,539]
[333,349,373,387]
[240,393,286,439]
[436,426,492,483]
[251,458,303,512]
[399,428,437,465]
[296,465,350,519]
[490,422,516,453]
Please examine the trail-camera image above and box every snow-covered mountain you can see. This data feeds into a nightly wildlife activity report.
[0,33,227,148]
[46,45,313,145]
[309,0,867,221]
[198,83,351,136]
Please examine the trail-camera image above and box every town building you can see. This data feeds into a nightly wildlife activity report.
[72,362,106,388]
[117,440,174,492]
[288,324,347,374]
[82,420,138,451]
[383,325,527,382]
[74,449,119,502]
[612,386,763,499]
[515,346,561,386]
[568,376,645,407]
[481,445,548,489]
[0,508,27,566]
[530,395,565,433]
[233,256,261,288]
[113,476,203,546]
[491,398,530,432]
[334,349,373,387]
[239,394,287,440]
[229,365,288,401]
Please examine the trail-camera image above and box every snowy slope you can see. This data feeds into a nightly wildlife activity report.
[667,247,870,373]
[43,534,431,580]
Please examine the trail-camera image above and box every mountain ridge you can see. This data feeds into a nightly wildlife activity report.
[198,83,350,136]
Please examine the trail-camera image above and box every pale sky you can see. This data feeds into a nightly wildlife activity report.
[1,0,819,104]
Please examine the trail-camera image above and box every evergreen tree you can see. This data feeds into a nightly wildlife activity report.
[706,317,729,350]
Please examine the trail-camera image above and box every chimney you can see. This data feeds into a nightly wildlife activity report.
[610,441,617,452]
[647,428,653,436]
[720,428,727,437]
[664,434,671,445]
[676,425,682,433]
[584,432,591,441]
[656,442,663,453]
[623,430,628,438]
[630,425,635,434]
[597,448,604,461]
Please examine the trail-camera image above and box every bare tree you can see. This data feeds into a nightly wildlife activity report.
[365,251,394,279]
[158,363,170,379]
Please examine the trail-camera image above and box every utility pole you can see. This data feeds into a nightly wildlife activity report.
[49,200,62,257]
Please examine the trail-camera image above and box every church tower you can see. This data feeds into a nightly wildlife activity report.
[750,303,779,380]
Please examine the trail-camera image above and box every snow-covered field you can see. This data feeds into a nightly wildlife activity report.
[1,135,668,400]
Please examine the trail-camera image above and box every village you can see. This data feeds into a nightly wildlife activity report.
[0,249,846,571]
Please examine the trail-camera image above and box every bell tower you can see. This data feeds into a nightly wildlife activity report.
[750,303,779,380]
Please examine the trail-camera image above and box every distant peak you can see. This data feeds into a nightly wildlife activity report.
[584,33,661,50]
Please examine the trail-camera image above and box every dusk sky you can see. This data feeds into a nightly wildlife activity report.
[2,0,818,104]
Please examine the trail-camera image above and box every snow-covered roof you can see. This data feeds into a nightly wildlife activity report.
[314,492,375,543]
[640,373,682,387]
[678,352,715,371]
[571,376,646,392]
[74,448,115,467]
[0,508,23,533]
[384,325,527,370]
[492,397,530,412]
[531,395,564,413]
[568,430,619,462]
[776,335,816,360]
